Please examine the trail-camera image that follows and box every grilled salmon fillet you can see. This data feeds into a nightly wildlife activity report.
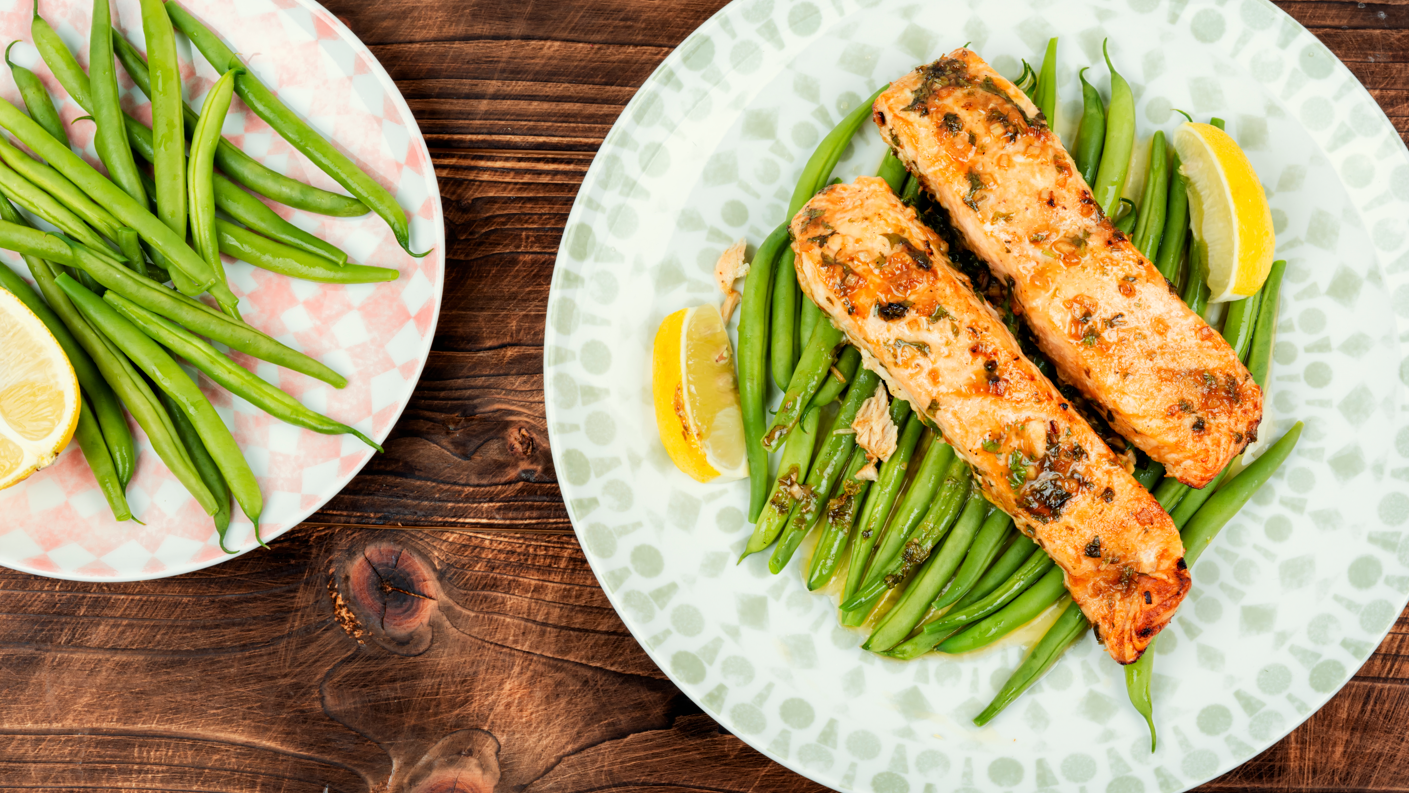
[791,177,1189,664]
[872,48,1261,488]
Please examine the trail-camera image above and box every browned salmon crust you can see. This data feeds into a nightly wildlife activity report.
[791,176,1189,664]
[872,48,1262,488]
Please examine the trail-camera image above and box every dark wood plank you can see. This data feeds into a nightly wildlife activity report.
[2,0,1408,790]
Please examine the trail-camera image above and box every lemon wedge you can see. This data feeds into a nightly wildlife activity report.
[1173,122,1276,303]
[652,305,748,483]
[0,287,79,490]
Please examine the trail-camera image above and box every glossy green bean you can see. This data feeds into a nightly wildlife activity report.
[1073,68,1106,186]
[769,370,882,572]
[975,598,1087,726]
[877,149,908,194]
[806,446,871,590]
[5,41,67,146]
[1,224,348,387]
[110,30,368,219]
[952,533,1038,611]
[741,406,820,560]
[900,174,922,205]
[167,2,418,254]
[217,219,395,283]
[134,0,186,268]
[840,412,922,619]
[1125,638,1157,749]
[0,201,135,486]
[1181,236,1209,312]
[845,455,970,609]
[852,436,954,596]
[1131,131,1168,259]
[1210,117,1225,131]
[106,293,383,451]
[160,389,232,545]
[117,227,147,279]
[30,8,91,108]
[0,158,113,253]
[763,318,845,449]
[1220,293,1262,362]
[739,224,786,522]
[1153,154,1190,283]
[23,256,214,514]
[89,0,148,210]
[1091,41,1134,216]
[0,97,221,297]
[865,495,989,652]
[883,545,1053,660]
[1169,466,1228,530]
[1152,476,1187,512]
[188,67,243,318]
[807,345,860,410]
[1034,38,1058,127]
[74,397,131,521]
[938,565,1066,654]
[786,84,890,219]
[931,508,1012,611]
[0,137,122,240]
[1184,422,1302,567]
[1114,199,1138,234]
[58,274,263,532]
[1133,461,1165,490]
[770,248,798,390]
[798,297,821,356]
[1245,260,1286,390]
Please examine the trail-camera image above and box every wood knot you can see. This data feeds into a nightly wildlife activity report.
[330,542,438,655]
[402,730,500,793]
[507,426,535,457]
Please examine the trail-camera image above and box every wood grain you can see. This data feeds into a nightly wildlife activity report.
[3,0,1407,790]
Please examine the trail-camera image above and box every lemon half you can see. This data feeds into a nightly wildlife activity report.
[0,287,79,490]
[652,306,748,483]
[1173,122,1276,303]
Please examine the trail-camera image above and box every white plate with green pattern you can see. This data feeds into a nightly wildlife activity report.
[545,0,1409,790]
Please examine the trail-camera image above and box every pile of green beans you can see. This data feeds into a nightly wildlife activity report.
[0,2,409,533]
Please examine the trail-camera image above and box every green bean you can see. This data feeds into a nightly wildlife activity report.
[136,0,185,278]
[0,200,135,486]
[931,509,1013,611]
[23,256,214,514]
[58,273,263,531]
[1133,461,1165,490]
[1126,638,1157,749]
[117,227,147,279]
[1152,476,1187,512]
[167,2,419,254]
[1013,60,1036,95]
[106,293,383,451]
[938,565,1066,654]
[763,318,845,449]
[1181,238,1210,315]
[975,598,1087,726]
[0,98,220,297]
[1245,260,1286,390]
[0,223,348,387]
[798,298,821,356]
[89,0,148,211]
[218,219,394,284]
[739,224,786,522]
[770,248,798,390]
[1210,117,1225,131]
[1220,292,1262,362]
[1114,199,1138,234]
[0,158,113,253]
[1091,41,1134,216]
[1184,422,1301,566]
[1153,154,1190,283]
[1131,131,1168,259]
[883,545,1054,660]
[31,7,91,109]
[128,121,352,266]
[740,406,820,560]
[110,30,368,219]
[786,84,890,219]
[851,436,954,597]
[845,455,970,610]
[1034,37,1058,128]
[806,446,871,590]
[188,67,244,318]
[900,174,922,205]
[1169,466,1228,530]
[1073,68,1106,186]
[952,533,1038,611]
[877,149,908,194]
[73,397,131,521]
[5,41,67,146]
[840,411,921,621]
[807,345,860,410]
[160,390,232,546]
[865,495,989,652]
[0,137,123,241]
[769,369,882,572]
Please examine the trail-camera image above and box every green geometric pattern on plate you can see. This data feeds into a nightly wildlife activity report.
[545,0,1409,790]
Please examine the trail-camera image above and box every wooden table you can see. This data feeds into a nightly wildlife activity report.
[5,1,1406,790]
